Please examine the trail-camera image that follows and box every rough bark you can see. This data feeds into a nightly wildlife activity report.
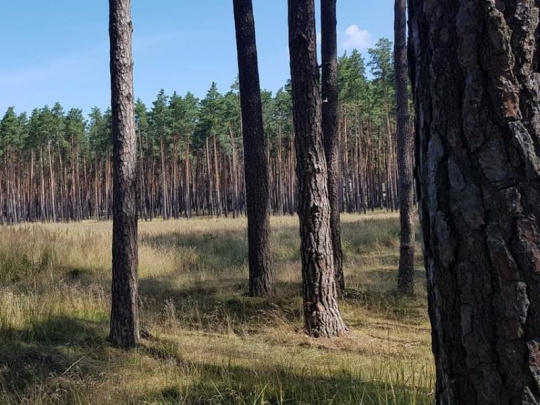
[409,0,540,402]
[233,0,275,296]
[108,0,140,348]
[321,0,345,296]
[395,0,415,295]
[288,0,347,337]
[233,0,274,297]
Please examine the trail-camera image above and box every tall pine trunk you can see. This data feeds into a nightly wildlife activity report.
[233,0,274,296]
[395,0,415,295]
[185,143,191,218]
[410,0,540,402]
[108,0,140,349]
[47,142,56,222]
[321,0,345,296]
[160,135,168,219]
[288,0,347,337]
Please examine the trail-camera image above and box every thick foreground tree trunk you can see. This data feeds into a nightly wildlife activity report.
[233,0,274,297]
[321,0,345,296]
[109,0,140,348]
[288,0,347,337]
[394,0,415,295]
[409,0,540,402]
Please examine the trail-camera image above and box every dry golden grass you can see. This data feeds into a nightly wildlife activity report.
[0,212,433,404]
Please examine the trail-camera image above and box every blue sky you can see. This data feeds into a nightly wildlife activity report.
[1,1,393,116]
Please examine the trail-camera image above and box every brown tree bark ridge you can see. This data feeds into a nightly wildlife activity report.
[409,0,540,402]
[288,0,347,338]
[233,0,274,297]
[321,0,345,296]
[108,0,140,348]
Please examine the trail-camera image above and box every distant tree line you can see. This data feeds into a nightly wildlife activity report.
[0,42,400,224]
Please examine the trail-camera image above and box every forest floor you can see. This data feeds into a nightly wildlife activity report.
[0,212,433,404]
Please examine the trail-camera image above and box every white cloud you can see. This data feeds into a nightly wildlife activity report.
[341,25,370,50]
[316,31,322,46]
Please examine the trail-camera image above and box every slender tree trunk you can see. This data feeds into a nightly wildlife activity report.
[137,130,147,220]
[233,0,274,296]
[172,139,179,218]
[109,0,140,348]
[395,0,415,295]
[150,158,155,220]
[343,117,352,212]
[105,153,111,219]
[39,147,45,221]
[204,137,213,215]
[185,143,191,218]
[213,135,223,216]
[94,157,99,219]
[160,135,168,219]
[321,0,344,296]
[58,146,65,220]
[277,122,284,216]
[288,137,295,215]
[288,0,347,337]
[30,150,34,221]
[47,142,56,222]
[228,123,240,219]
[410,0,540,402]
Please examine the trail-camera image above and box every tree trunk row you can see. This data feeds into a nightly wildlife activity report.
[0,115,400,224]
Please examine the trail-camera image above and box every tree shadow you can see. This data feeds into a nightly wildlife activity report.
[345,268,426,290]
[0,316,109,401]
[343,281,428,326]
[0,316,107,347]
[138,223,427,333]
[140,276,303,334]
[140,229,251,273]
[138,337,433,404]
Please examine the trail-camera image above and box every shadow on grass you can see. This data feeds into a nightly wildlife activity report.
[0,316,107,347]
[0,316,109,401]
[0,317,432,405]
[140,229,251,273]
[139,216,414,270]
[140,337,433,404]
[144,371,433,405]
[343,284,428,326]
[345,269,426,289]
[140,277,303,334]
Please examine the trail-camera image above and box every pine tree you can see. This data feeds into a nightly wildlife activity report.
[394,0,415,295]
[288,0,347,337]
[410,0,540,401]
[108,0,140,348]
[233,0,274,297]
[321,0,344,295]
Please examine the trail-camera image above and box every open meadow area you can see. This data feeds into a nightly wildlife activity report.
[0,212,433,404]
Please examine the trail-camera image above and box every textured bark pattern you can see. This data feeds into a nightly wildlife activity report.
[288,0,347,338]
[233,0,274,297]
[394,0,415,295]
[409,0,540,402]
[109,0,140,348]
[321,0,345,296]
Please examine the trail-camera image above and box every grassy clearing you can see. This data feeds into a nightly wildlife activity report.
[0,212,433,404]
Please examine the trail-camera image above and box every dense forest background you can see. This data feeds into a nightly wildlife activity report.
[0,40,400,223]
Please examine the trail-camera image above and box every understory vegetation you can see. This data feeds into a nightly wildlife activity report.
[0,213,433,404]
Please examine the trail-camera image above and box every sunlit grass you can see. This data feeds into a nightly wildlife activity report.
[0,211,433,404]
